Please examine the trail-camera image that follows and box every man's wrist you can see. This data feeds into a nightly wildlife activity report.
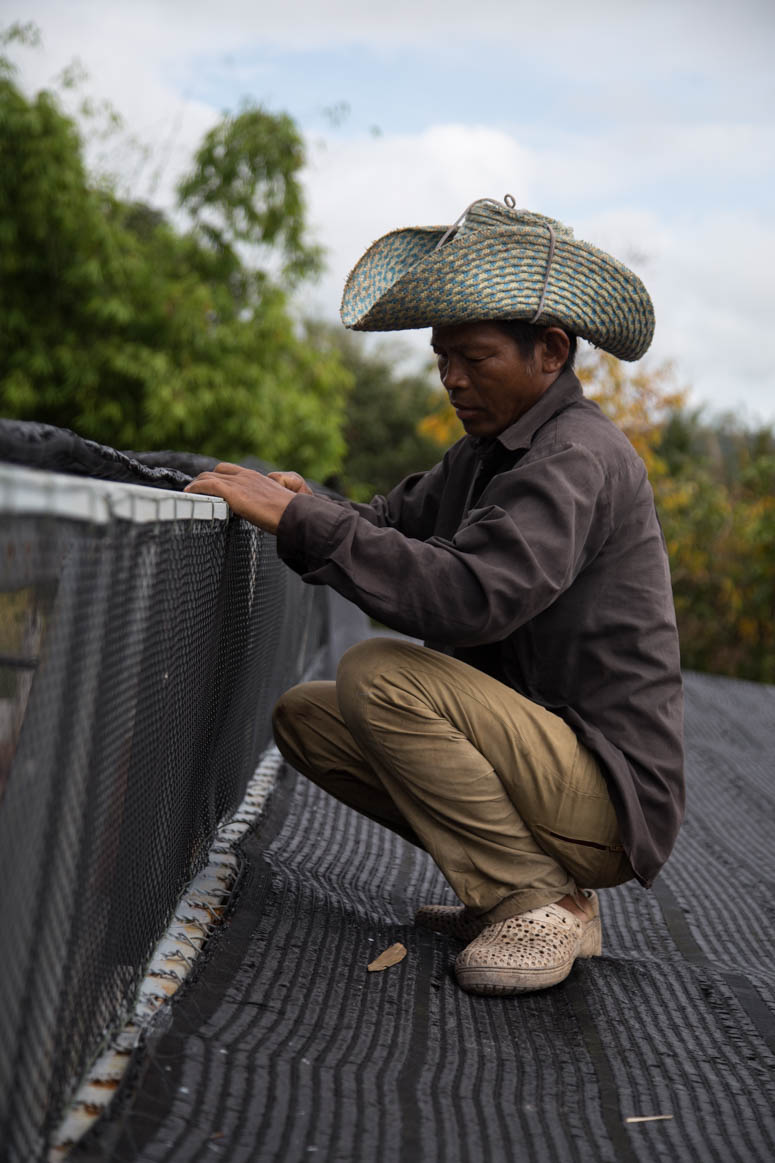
[276,490,347,564]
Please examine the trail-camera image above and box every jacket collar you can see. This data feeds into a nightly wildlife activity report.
[469,368,583,458]
[498,368,583,451]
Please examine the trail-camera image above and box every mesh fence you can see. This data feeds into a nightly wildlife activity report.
[0,465,329,1163]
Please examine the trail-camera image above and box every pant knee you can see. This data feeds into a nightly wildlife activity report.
[336,637,414,721]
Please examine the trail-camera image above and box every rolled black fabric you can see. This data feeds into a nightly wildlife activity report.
[0,420,194,489]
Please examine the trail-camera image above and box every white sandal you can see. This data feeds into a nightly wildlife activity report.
[455,891,602,995]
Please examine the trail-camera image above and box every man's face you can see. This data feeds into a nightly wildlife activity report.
[431,321,548,438]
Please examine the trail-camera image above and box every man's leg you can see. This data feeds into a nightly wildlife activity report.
[273,637,632,994]
[333,638,630,923]
[272,680,421,847]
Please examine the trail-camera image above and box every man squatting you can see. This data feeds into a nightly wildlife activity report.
[186,197,685,996]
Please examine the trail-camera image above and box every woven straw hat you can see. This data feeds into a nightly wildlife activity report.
[340,197,654,361]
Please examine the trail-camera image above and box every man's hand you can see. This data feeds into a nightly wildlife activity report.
[266,471,314,496]
[184,463,308,534]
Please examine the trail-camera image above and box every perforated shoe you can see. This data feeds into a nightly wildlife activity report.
[414,903,489,944]
[454,891,602,995]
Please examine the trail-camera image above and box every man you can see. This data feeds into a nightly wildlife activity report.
[185,197,684,996]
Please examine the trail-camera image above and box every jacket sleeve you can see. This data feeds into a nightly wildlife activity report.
[322,456,449,538]
[276,441,628,646]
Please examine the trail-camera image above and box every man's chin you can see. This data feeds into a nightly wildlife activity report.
[460,416,495,437]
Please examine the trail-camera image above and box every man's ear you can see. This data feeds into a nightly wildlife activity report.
[540,327,570,373]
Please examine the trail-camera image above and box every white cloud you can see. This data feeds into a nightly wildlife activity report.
[653,218,775,420]
[16,0,775,83]
[571,207,775,419]
[302,125,535,316]
[525,124,775,206]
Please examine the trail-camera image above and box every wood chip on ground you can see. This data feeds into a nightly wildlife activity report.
[367,943,407,972]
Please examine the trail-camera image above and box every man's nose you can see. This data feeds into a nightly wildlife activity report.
[441,354,469,391]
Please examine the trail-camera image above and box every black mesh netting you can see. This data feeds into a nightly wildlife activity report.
[0,492,329,1163]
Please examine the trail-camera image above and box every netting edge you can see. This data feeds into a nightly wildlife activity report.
[0,463,229,525]
[47,744,286,1160]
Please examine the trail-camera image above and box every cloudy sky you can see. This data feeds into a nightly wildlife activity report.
[9,0,775,421]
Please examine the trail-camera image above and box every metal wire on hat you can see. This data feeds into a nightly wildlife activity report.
[433,193,518,253]
[529,222,557,325]
[433,201,478,253]
[500,194,558,324]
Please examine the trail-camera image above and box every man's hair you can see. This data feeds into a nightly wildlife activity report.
[493,320,577,371]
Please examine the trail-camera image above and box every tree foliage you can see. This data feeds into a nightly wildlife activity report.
[653,412,775,683]
[178,107,322,287]
[0,47,349,479]
[580,352,775,684]
[576,350,687,476]
[318,327,446,500]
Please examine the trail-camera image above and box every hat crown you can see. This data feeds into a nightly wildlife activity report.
[456,199,574,241]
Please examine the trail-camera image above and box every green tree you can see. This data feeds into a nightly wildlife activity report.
[654,410,775,683]
[576,349,687,477]
[578,352,775,682]
[177,106,322,288]
[0,35,350,479]
[316,326,446,500]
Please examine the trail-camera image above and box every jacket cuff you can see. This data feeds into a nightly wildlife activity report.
[276,492,348,570]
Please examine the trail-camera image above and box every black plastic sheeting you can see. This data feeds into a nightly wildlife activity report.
[0,419,332,496]
[71,668,775,1163]
[0,420,210,489]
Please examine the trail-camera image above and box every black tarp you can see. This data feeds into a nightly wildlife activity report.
[0,419,219,488]
[69,670,775,1163]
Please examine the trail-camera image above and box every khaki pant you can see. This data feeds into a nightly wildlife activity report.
[272,638,633,922]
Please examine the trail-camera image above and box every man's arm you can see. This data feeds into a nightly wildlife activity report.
[186,455,450,539]
[186,444,615,646]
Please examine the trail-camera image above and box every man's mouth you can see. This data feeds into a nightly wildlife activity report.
[452,402,481,419]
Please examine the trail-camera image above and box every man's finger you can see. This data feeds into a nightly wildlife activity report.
[267,471,311,494]
[212,462,244,475]
[184,474,231,495]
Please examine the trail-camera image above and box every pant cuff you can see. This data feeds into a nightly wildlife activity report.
[477,881,577,923]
